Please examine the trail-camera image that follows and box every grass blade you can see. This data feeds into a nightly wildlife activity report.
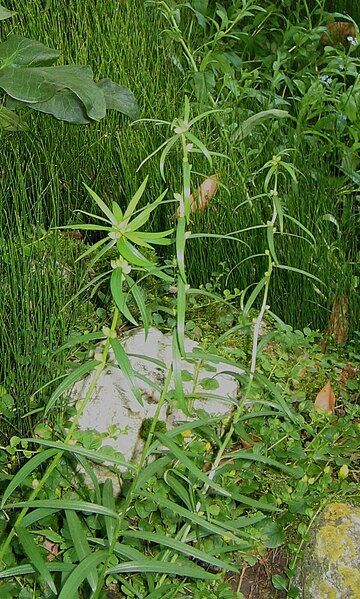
[1,448,57,508]
[106,560,216,579]
[121,530,238,572]
[44,360,99,415]
[58,551,107,599]
[66,510,98,591]
[15,526,57,594]
[110,338,143,405]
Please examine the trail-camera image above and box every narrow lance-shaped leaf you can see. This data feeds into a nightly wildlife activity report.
[120,530,238,572]
[157,433,231,498]
[6,500,119,519]
[106,559,216,580]
[110,268,138,326]
[45,359,99,415]
[15,526,57,594]
[66,510,98,591]
[102,479,116,544]
[58,551,107,599]
[110,338,143,405]
[1,448,57,508]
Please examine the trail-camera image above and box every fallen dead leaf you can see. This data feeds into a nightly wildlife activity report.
[43,538,60,561]
[314,380,335,414]
[176,174,219,216]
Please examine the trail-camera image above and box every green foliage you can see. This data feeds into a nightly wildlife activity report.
[0,7,138,129]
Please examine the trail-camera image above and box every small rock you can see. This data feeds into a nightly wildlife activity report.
[295,502,360,598]
[70,327,243,488]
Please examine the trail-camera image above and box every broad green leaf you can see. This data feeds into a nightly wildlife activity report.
[97,78,139,119]
[0,4,16,20]
[0,64,106,120]
[110,338,143,405]
[1,448,57,508]
[157,433,231,498]
[0,36,59,67]
[44,359,99,415]
[15,526,57,594]
[6,500,119,519]
[58,551,107,599]
[25,438,133,470]
[66,510,98,591]
[106,560,216,579]
[121,530,237,572]
[8,89,91,124]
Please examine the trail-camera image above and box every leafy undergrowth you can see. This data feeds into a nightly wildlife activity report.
[0,312,358,598]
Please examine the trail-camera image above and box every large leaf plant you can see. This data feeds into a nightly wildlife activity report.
[0,4,138,131]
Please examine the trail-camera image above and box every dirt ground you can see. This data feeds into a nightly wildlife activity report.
[225,548,288,598]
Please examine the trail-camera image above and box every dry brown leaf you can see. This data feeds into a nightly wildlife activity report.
[321,22,357,46]
[43,539,60,561]
[314,380,335,414]
[176,173,219,217]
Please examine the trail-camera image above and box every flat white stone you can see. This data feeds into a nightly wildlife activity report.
[70,327,243,479]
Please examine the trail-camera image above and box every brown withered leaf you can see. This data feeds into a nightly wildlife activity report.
[321,21,357,46]
[43,539,60,561]
[176,174,219,217]
[314,380,335,414]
